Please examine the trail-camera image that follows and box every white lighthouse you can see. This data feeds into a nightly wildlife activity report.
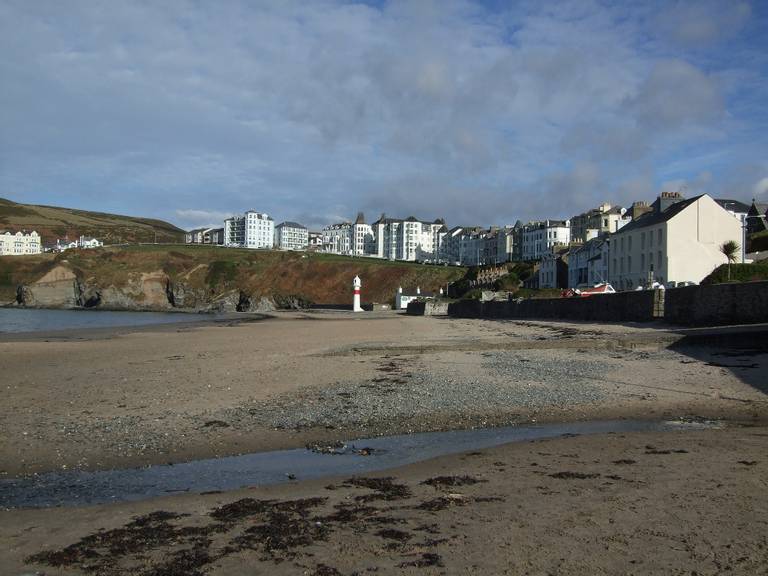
[353,275,363,312]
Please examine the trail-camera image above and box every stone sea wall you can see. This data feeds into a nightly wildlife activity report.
[444,281,768,327]
[664,281,768,326]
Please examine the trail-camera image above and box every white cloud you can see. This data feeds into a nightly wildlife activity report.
[0,0,764,228]
[174,209,234,229]
[754,177,768,198]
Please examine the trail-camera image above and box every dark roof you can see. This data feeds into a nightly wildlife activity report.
[616,194,704,234]
[354,212,365,225]
[749,202,768,216]
[715,199,750,213]
[277,221,307,229]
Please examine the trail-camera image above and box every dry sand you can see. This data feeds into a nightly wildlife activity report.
[1,311,767,574]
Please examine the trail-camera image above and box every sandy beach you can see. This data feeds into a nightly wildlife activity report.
[1,311,767,574]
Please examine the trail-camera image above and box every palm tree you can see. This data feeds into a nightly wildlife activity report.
[720,240,740,281]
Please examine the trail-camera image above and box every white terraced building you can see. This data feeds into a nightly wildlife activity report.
[371,215,447,262]
[0,230,41,256]
[224,211,274,249]
[322,222,354,254]
[521,220,571,261]
[275,221,308,251]
[608,193,743,289]
[319,213,374,257]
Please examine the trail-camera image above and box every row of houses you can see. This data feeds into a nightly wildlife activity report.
[185,195,763,289]
[539,193,748,290]
[186,213,320,251]
[0,230,41,256]
[0,231,106,257]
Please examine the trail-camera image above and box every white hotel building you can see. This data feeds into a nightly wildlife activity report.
[224,211,274,249]
[0,230,42,256]
[371,215,447,262]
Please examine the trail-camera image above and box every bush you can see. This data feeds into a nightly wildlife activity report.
[463,288,484,300]
[493,272,520,292]
[701,263,768,285]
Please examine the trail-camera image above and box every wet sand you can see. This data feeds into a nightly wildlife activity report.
[1,312,767,574]
[3,426,767,575]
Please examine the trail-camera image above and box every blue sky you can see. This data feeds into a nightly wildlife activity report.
[1,0,766,230]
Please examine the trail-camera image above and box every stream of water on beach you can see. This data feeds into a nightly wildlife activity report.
[0,419,721,509]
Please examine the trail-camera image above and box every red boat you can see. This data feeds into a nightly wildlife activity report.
[561,283,616,298]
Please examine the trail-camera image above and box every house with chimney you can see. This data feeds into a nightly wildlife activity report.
[607,192,743,289]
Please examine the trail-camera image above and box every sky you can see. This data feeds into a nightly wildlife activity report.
[1,0,767,231]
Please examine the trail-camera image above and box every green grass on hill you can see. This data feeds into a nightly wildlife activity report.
[701,263,768,284]
[0,198,184,244]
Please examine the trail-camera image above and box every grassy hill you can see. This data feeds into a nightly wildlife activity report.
[1,245,466,306]
[0,197,184,245]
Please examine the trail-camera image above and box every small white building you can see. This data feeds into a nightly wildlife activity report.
[395,286,432,309]
[308,231,323,250]
[185,227,224,245]
[79,236,103,249]
[275,221,309,251]
[0,230,41,256]
[608,193,743,289]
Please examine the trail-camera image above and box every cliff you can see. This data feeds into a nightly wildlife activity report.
[2,245,464,312]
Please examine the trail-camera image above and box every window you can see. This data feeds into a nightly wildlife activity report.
[628,256,632,272]
[641,253,645,269]
[641,232,645,249]
[628,236,633,251]
[657,251,662,269]
[657,229,662,245]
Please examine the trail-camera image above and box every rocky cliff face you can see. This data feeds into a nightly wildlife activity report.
[14,264,304,313]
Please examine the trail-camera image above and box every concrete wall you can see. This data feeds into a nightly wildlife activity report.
[664,281,768,326]
[406,300,450,316]
[447,281,768,326]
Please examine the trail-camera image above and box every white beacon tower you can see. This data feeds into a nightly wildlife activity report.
[353,275,363,312]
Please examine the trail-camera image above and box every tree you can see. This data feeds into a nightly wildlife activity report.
[720,240,740,281]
